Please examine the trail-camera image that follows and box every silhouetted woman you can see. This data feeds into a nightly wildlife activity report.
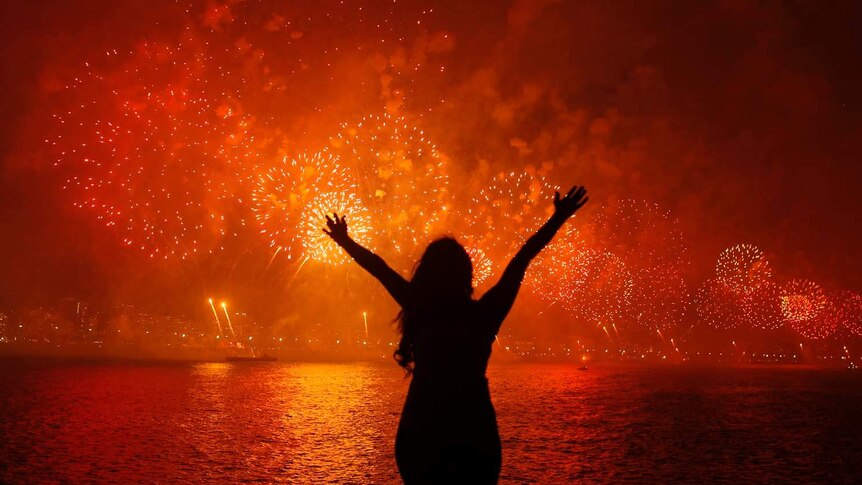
[323,186,588,484]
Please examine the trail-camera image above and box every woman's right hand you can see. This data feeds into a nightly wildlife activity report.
[553,186,589,219]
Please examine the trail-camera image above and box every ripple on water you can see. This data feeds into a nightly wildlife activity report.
[0,360,860,483]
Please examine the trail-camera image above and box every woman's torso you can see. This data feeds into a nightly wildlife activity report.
[399,299,498,438]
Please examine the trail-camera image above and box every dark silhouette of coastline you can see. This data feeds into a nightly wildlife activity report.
[324,186,588,483]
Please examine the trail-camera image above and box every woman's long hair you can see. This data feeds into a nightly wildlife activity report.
[394,237,473,374]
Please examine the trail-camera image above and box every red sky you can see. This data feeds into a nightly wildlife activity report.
[1,0,861,317]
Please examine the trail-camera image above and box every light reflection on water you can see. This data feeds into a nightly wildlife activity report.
[1,360,861,483]
[182,362,407,483]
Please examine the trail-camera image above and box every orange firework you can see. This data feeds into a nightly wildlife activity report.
[50,33,262,260]
[527,224,584,301]
[327,112,451,256]
[466,170,559,259]
[252,152,356,260]
[818,291,862,338]
[790,301,837,340]
[780,279,827,323]
[300,191,373,266]
[593,199,688,270]
[632,265,690,333]
[47,1,442,261]
[740,281,784,330]
[695,278,745,330]
[588,200,691,336]
[543,249,635,330]
[839,292,862,336]
[715,244,772,294]
[465,246,494,287]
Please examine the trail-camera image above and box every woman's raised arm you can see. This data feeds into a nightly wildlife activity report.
[323,213,414,308]
[479,186,588,329]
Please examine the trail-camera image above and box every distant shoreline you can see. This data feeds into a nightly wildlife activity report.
[0,351,853,370]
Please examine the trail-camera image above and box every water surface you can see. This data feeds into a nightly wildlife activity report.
[1,360,860,483]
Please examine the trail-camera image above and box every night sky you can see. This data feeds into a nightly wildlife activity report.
[1,0,861,327]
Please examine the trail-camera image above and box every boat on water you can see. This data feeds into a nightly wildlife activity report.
[578,365,589,371]
[226,354,277,362]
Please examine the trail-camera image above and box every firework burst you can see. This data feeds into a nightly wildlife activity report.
[802,296,841,340]
[466,170,559,262]
[715,244,772,294]
[327,112,451,256]
[780,279,827,323]
[839,292,862,337]
[818,291,862,338]
[527,225,585,303]
[739,281,784,330]
[593,199,688,270]
[300,191,372,266]
[49,34,262,259]
[695,278,745,330]
[780,279,832,339]
[560,250,635,331]
[632,266,690,333]
[466,246,494,288]
[252,152,355,260]
[47,0,444,260]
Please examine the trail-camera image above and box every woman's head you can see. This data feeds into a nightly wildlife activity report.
[410,237,474,299]
[394,237,473,373]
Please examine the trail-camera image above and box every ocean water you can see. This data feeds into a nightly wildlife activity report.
[1,359,860,483]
